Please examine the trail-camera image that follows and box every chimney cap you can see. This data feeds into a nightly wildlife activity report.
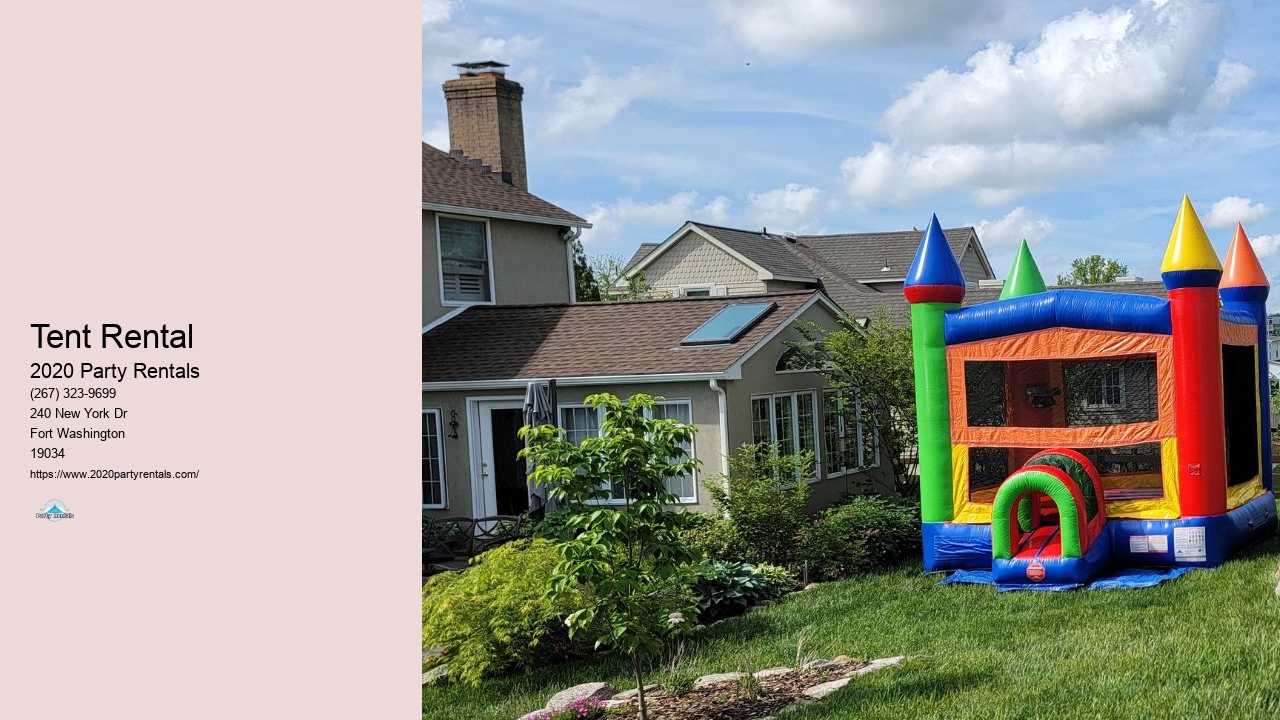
[454,60,509,76]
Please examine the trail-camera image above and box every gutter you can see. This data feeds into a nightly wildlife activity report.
[709,378,731,505]
[422,202,592,229]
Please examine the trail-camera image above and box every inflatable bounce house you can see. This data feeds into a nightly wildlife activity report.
[906,197,1278,590]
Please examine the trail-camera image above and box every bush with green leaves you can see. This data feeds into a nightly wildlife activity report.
[521,393,700,720]
[679,515,746,563]
[691,561,797,623]
[704,443,814,566]
[797,496,920,581]
[421,539,595,685]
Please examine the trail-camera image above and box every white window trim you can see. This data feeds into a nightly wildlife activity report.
[750,391,822,483]
[678,283,724,297]
[1082,365,1126,409]
[436,213,497,308]
[422,408,448,509]
[557,400,698,505]
[650,399,697,504]
[821,389,879,478]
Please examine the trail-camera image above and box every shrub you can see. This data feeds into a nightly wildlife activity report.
[421,539,595,685]
[705,443,814,566]
[691,561,797,623]
[680,515,746,563]
[797,496,920,581]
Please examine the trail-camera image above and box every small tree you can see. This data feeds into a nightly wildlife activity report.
[705,443,813,566]
[1055,254,1129,285]
[520,393,698,720]
[571,238,603,301]
[793,307,917,496]
[590,253,656,300]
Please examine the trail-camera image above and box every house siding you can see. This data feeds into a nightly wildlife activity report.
[424,210,571,327]
[733,302,896,510]
[959,243,988,284]
[642,231,766,296]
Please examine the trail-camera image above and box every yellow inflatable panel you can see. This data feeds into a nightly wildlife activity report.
[1161,195,1221,272]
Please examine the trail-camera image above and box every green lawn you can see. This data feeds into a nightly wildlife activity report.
[423,520,1280,720]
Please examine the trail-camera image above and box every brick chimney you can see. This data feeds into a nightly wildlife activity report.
[443,61,528,191]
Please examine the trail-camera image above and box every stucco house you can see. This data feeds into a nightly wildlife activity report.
[423,291,893,518]
[619,221,996,322]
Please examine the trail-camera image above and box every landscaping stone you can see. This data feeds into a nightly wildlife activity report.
[601,698,632,709]
[421,664,448,686]
[802,582,822,591]
[802,677,851,699]
[753,667,793,678]
[516,711,544,720]
[803,659,839,670]
[833,655,853,663]
[693,671,746,687]
[851,655,907,676]
[545,682,618,711]
[613,685,660,700]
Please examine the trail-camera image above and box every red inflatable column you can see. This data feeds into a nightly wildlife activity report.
[1161,197,1227,518]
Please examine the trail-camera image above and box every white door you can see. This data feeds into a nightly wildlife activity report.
[470,398,530,518]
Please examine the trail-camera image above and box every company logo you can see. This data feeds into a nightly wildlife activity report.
[1026,561,1046,582]
[37,499,74,522]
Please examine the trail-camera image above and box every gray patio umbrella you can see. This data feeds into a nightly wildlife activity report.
[523,379,557,516]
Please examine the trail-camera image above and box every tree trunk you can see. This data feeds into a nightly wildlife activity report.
[632,654,648,720]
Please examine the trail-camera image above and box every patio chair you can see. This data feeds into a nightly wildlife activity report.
[471,514,525,554]
[423,516,475,575]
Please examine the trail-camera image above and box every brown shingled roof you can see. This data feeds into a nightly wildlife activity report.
[423,291,822,382]
[422,143,588,226]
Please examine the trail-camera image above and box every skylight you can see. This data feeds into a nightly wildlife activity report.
[681,302,776,345]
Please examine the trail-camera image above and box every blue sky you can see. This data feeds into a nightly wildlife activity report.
[423,0,1280,306]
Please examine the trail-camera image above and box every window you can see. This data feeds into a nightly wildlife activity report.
[682,302,776,345]
[822,390,877,476]
[681,286,712,297]
[751,391,820,479]
[423,409,446,508]
[652,400,696,503]
[558,400,696,504]
[1083,365,1124,409]
[438,216,491,303]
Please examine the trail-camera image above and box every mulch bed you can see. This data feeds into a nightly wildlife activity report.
[605,660,867,720]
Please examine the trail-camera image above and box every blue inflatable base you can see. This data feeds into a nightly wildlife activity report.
[923,494,1276,589]
[941,566,1197,592]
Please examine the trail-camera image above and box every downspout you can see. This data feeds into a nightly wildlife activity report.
[561,226,582,303]
[709,379,730,507]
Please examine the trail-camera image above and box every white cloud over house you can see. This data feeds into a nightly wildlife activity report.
[580,191,731,250]
[972,207,1056,250]
[746,183,822,233]
[839,0,1255,207]
[543,62,678,138]
[709,0,1010,56]
[1204,196,1271,229]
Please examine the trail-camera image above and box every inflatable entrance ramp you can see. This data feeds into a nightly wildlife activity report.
[992,449,1111,589]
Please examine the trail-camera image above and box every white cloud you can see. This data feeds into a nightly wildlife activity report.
[881,1,1234,145]
[1201,61,1256,116]
[840,0,1252,206]
[746,183,821,232]
[1250,234,1280,259]
[709,0,1010,56]
[543,62,677,138]
[422,120,449,150]
[840,141,1107,207]
[580,191,731,250]
[1204,196,1271,229]
[972,207,1056,250]
[421,1,542,89]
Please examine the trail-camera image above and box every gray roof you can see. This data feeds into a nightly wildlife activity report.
[421,143,587,226]
[621,243,660,275]
[685,223,986,284]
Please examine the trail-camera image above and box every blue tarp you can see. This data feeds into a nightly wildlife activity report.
[939,566,1197,592]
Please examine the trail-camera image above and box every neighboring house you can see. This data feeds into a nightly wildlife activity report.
[422,291,894,518]
[618,222,995,322]
[423,62,591,331]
